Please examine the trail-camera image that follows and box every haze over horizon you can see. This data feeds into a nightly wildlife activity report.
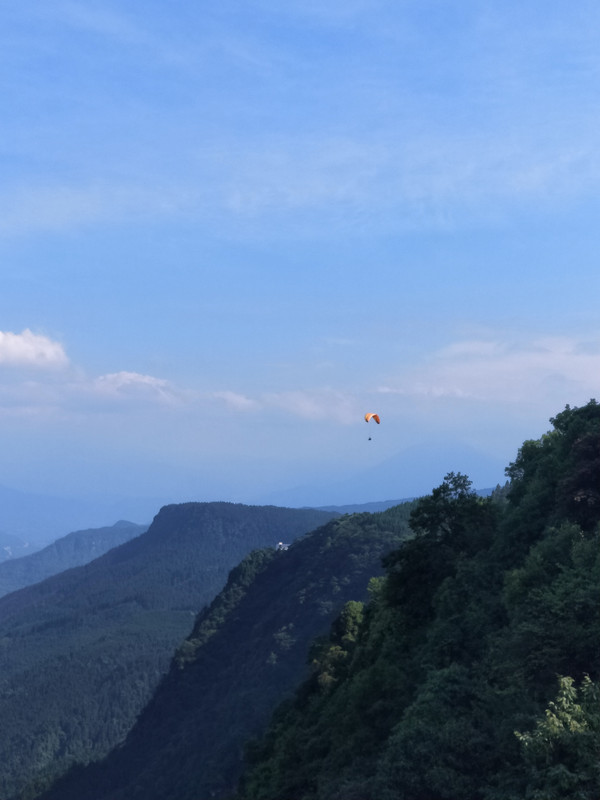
[3,2,600,518]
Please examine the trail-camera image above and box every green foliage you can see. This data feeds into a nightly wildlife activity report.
[383,472,499,636]
[501,399,600,556]
[408,471,481,539]
[175,547,277,667]
[501,523,600,693]
[234,401,600,800]
[375,665,495,800]
[308,600,365,691]
[515,675,600,799]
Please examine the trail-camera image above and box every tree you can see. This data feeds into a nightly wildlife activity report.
[383,473,496,628]
[515,675,600,799]
[375,665,494,800]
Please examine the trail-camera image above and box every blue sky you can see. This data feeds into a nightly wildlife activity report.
[2,1,600,514]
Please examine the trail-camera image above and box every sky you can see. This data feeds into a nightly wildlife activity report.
[2,0,600,518]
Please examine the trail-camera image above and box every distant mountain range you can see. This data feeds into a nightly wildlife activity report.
[0,520,148,598]
[0,502,336,800]
[0,441,506,544]
[316,486,495,515]
[263,441,506,507]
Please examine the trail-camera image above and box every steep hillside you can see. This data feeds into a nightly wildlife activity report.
[0,520,147,598]
[234,402,600,800]
[38,503,415,800]
[0,502,335,800]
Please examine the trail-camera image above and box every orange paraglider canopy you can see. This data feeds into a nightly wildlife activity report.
[364,413,380,424]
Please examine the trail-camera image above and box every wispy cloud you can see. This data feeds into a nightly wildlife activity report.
[4,126,599,239]
[53,2,152,46]
[4,2,600,242]
[0,352,182,418]
[212,390,258,411]
[264,389,359,424]
[91,371,179,404]
[0,182,182,235]
[380,336,600,406]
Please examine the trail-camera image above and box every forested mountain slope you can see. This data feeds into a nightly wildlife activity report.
[234,401,600,800]
[38,503,416,800]
[0,502,335,800]
[0,520,148,598]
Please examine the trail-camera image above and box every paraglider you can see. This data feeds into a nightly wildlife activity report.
[365,412,380,439]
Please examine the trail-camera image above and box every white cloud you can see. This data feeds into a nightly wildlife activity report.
[264,389,358,424]
[204,388,360,423]
[212,390,258,411]
[0,329,68,368]
[381,336,600,406]
[91,371,177,403]
[0,365,186,420]
[4,328,597,437]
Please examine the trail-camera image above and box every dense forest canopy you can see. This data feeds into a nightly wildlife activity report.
[235,401,600,800]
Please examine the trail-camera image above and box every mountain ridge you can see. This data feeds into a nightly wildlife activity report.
[0,520,148,598]
[0,501,336,800]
